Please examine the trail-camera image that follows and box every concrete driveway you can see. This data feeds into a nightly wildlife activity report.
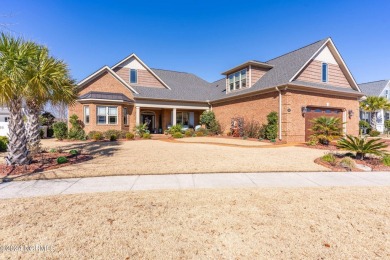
[1,171,390,199]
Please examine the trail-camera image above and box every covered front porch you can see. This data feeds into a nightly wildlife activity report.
[134,101,209,134]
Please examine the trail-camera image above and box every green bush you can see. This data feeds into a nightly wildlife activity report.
[173,132,183,138]
[142,133,151,139]
[103,130,124,140]
[69,149,79,156]
[109,135,117,141]
[57,156,68,164]
[68,114,86,140]
[92,132,104,141]
[40,129,44,139]
[385,120,390,135]
[359,120,370,129]
[134,123,148,137]
[196,131,204,137]
[88,131,103,140]
[53,121,68,140]
[265,124,277,140]
[169,124,183,134]
[270,139,276,143]
[196,128,209,136]
[0,136,9,152]
[49,148,57,153]
[337,135,388,160]
[260,112,278,140]
[339,157,356,170]
[322,153,336,165]
[126,132,135,140]
[185,129,194,137]
[369,130,380,137]
[382,155,390,166]
[200,111,222,135]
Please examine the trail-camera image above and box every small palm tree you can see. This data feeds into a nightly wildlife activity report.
[360,96,390,130]
[337,135,388,160]
[0,33,36,165]
[24,44,77,152]
[310,116,342,145]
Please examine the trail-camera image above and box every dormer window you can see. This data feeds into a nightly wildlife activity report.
[130,69,138,84]
[228,69,247,92]
[322,63,328,83]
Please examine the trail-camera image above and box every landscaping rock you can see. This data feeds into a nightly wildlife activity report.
[355,163,372,172]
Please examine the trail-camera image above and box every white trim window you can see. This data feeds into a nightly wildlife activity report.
[228,69,247,92]
[123,107,128,125]
[97,106,118,125]
[130,69,138,84]
[83,106,90,124]
[176,111,190,126]
[385,90,389,99]
[322,62,328,83]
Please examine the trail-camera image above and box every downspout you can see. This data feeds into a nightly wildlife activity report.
[275,87,282,141]
[207,100,212,111]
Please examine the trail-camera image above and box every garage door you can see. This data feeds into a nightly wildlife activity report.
[305,107,343,141]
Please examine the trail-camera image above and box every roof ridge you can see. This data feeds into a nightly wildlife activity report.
[267,38,328,63]
[151,68,191,74]
[359,79,390,85]
[210,78,225,84]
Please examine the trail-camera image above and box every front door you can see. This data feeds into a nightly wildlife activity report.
[305,107,343,141]
[141,114,155,132]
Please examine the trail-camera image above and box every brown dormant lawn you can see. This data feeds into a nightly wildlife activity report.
[1,138,329,180]
[0,187,389,258]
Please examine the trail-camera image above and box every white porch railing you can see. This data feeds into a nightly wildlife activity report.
[0,122,9,137]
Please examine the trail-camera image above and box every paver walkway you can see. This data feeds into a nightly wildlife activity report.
[1,172,390,199]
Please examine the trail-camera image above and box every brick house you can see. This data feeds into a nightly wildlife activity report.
[69,37,363,142]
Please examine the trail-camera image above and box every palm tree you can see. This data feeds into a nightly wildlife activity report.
[310,116,342,145]
[360,96,390,130]
[337,135,388,160]
[24,44,77,152]
[0,33,36,165]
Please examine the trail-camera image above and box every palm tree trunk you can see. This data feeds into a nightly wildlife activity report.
[5,98,30,165]
[25,101,41,153]
[370,112,377,130]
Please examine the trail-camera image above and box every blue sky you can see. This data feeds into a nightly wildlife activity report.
[2,0,389,83]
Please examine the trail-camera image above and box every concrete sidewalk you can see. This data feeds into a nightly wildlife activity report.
[1,171,390,199]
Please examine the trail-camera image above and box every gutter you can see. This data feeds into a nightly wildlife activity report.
[275,87,282,141]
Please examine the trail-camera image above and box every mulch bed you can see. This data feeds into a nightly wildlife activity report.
[297,143,339,150]
[315,154,390,172]
[0,152,92,177]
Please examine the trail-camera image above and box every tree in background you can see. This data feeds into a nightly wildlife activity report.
[360,96,390,130]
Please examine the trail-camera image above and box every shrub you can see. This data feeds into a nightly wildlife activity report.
[52,122,68,140]
[104,130,122,140]
[173,132,183,138]
[385,120,390,135]
[0,136,9,152]
[196,128,209,136]
[359,120,370,129]
[88,131,102,140]
[307,137,318,146]
[196,131,204,137]
[49,148,57,153]
[69,149,79,156]
[260,112,278,140]
[92,132,104,141]
[126,132,135,140]
[40,129,44,139]
[339,157,356,170]
[200,111,221,135]
[243,120,261,139]
[270,139,276,143]
[142,133,151,139]
[169,124,183,134]
[265,124,277,140]
[322,153,336,165]
[382,155,390,166]
[68,114,86,140]
[369,130,380,137]
[242,136,248,140]
[185,129,193,137]
[57,156,68,164]
[310,116,342,145]
[337,135,388,160]
[134,123,148,137]
[109,135,117,141]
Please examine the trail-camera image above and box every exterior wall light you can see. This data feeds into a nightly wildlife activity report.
[301,106,307,116]
[348,109,354,119]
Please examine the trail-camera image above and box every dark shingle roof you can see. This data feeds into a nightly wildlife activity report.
[133,69,211,102]
[358,80,389,96]
[79,91,133,102]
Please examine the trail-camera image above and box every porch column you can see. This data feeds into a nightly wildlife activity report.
[136,106,140,126]
[172,108,177,126]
